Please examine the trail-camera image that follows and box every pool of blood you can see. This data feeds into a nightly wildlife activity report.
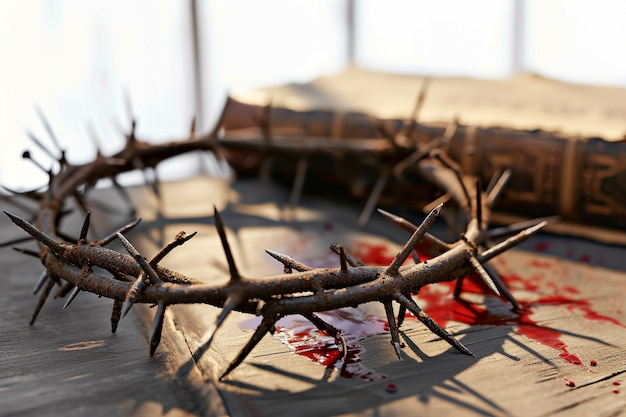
[353,242,625,366]
[260,240,624,379]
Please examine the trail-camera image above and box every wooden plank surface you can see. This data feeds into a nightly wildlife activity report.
[2,176,626,416]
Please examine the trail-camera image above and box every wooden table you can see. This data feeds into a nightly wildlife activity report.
[2,176,625,416]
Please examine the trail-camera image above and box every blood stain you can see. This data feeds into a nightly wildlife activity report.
[351,241,626,367]
[613,381,621,386]
[565,379,576,387]
[386,383,397,393]
[589,360,597,366]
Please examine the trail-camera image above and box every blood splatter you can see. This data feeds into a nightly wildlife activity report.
[352,241,626,367]
[534,242,550,252]
[565,379,576,387]
[589,360,597,366]
[386,383,397,393]
[613,381,621,386]
[272,309,388,380]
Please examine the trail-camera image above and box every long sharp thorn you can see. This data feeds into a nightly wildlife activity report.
[383,301,403,359]
[385,203,442,275]
[487,169,512,207]
[357,167,390,228]
[303,313,348,371]
[31,278,55,325]
[96,218,142,246]
[482,262,521,310]
[117,232,162,285]
[33,270,49,294]
[25,130,59,161]
[377,208,450,253]
[22,151,50,175]
[213,207,240,281]
[34,106,63,156]
[63,286,81,309]
[469,256,500,296]
[111,299,122,333]
[219,315,277,381]
[4,211,66,255]
[149,303,167,355]
[79,211,91,240]
[329,243,364,267]
[122,275,145,318]
[478,221,548,263]
[395,293,474,357]
[13,247,40,258]
[265,249,312,272]
[486,216,559,240]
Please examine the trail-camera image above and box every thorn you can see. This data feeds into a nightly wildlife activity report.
[469,256,500,296]
[34,105,64,157]
[111,299,122,333]
[150,231,198,266]
[31,277,55,325]
[433,151,471,208]
[96,218,142,246]
[122,275,145,318]
[385,203,442,276]
[329,243,364,267]
[149,303,167,355]
[22,150,51,175]
[63,286,81,309]
[481,262,521,310]
[79,212,91,241]
[357,167,390,228]
[475,177,483,229]
[265,249,312,272]
[338,246,348,272]
[478,221,548,263]
[213,207,240,281]
[487,169,512,207]
[4,211,66,255]
[12,246,40,258]
[383,301,403,359]
[303,312,348,372]
[25,130,61,161]
[376,208,450,253]
[33,270,49,294]
[116,232,162,285]
[486,216,559,241]
[395,293,474,357]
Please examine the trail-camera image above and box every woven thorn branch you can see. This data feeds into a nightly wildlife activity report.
[1,97,550,381]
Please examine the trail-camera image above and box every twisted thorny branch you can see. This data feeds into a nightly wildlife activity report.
[2,97,550,381]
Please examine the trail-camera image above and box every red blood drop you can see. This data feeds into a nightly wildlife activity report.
[589,360,597,366]
[565,379,575,387]
[614,389,620,394]
[386,383,397,393]
[613,381,621,386]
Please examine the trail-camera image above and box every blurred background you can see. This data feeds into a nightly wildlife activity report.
[2,0,626,190]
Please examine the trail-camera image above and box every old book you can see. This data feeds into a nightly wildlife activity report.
[225,69,626,243]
